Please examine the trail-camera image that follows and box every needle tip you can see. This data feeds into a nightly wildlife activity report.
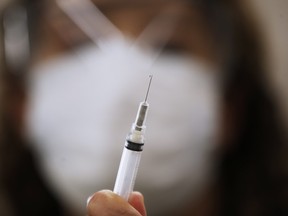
[144,75,153,102]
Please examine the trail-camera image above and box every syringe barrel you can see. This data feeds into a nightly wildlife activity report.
[113,145,142,200]
[113,100,149,200]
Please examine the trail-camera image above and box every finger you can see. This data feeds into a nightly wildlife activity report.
[87,190,143,216]
[128,191,147,216]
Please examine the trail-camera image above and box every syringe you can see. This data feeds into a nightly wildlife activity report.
[113,75,153,200]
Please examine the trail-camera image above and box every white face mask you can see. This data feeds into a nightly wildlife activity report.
[25,39,220,216]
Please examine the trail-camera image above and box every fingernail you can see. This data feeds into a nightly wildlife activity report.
[86,194,93,207]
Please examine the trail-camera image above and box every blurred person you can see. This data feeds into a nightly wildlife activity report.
[1,0,288,216]
[24,1,222,215]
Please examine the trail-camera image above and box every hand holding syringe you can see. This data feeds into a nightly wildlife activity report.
[113,75,153,200]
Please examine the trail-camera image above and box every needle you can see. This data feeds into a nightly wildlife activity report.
[144,75,153,102]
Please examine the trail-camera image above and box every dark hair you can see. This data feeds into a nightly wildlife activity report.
[206,1,288,215]
[0,1,65,215]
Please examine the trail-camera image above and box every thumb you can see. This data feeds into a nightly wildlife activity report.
[128,192,147,216]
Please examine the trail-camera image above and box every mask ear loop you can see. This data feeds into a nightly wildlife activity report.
[56,0,178,70]
[130,7,179,71]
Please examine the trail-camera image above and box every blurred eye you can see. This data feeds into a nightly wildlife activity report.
[156,41,185,55]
